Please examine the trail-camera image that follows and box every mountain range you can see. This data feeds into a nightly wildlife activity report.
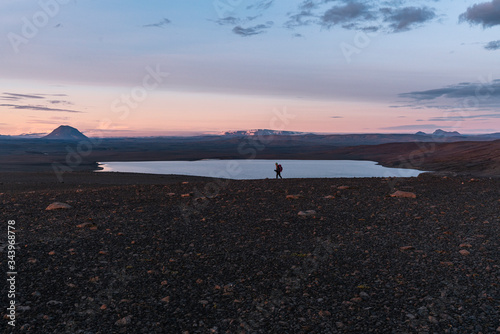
[1,125,500,175]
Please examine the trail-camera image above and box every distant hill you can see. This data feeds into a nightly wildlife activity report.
[42,125,88,141]
[432,129,462,137]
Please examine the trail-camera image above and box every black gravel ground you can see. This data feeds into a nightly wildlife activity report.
[1,172,499,333]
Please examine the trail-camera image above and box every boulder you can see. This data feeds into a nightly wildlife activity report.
[286,194,303,200]
[298,210,317,217]
[390,191,416,199]
[45,202,72,210]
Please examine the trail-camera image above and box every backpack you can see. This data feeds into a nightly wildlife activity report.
[278,164,283,172]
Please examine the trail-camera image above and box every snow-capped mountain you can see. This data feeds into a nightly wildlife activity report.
[219,129,307,137]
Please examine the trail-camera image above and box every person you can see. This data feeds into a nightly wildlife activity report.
[275,162,283,179]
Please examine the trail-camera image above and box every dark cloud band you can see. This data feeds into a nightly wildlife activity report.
[459,0,500,28]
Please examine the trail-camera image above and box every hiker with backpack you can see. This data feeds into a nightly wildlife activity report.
[275,162,283,179]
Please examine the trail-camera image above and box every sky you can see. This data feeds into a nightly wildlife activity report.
[1,0,500,136]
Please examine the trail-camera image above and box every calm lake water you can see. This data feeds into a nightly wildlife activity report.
[97,160,424,179]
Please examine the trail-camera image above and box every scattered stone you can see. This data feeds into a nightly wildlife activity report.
[337,186,350,190]
[459,243,472,248]
[428,315,438,324]
[45,202,72,210]
[323,195,335,199]
[298,210,317,217]
[115,315,132,326]
[459,249,470,256]
[286,194,303,199]
[318,310,331,317]
[161,296,170,303]
[390,191,416,199]
[359,292,369,299]
[76,222,94,228]
[400,246,415,251]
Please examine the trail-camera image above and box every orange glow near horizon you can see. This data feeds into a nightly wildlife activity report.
[0,80,496,137]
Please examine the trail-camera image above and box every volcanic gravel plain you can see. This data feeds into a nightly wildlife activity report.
[0,172,499,333]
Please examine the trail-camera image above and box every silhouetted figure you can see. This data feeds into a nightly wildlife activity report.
[275,162,283,179]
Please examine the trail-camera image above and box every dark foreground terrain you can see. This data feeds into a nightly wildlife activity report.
[1,172,499,333]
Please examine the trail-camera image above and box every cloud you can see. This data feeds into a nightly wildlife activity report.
[485,40,500,50]
[143,18,171,28]
[379,124,452,131]
[396,80,500,117]
[285,0,437,33]
[321,2,374,27]
[0,104,83,113]
[212,0,275,35]
[1,92,68,101]
[429,113,500,121]
[214,16,241,26]
[400,80,500,101]
[381,6,436,32]
[1,92,45,101]
[285,10,317,29]
[246,0,274,11]
[459,0,500,28]
[232,22,274,36]
[0,92,80,113]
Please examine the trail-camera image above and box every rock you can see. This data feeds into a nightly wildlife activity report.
[428,315,438,324]
[115,315,132,326]
[400,246,415,251]
[323,195,335,199]
[459,243,472,248]
[337,186,350,190]
[359,292,369,299]
[298,210,316,217]
[286,194,303,199]
[318,310,331,317]
[45,202,72,210]
[459,249,470,256]
[46,300,62,306]
[390,191,416,199]
[76,222,94,228]
[160,296,170,303]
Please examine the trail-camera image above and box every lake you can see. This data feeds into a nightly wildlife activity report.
[97,160,425,179]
